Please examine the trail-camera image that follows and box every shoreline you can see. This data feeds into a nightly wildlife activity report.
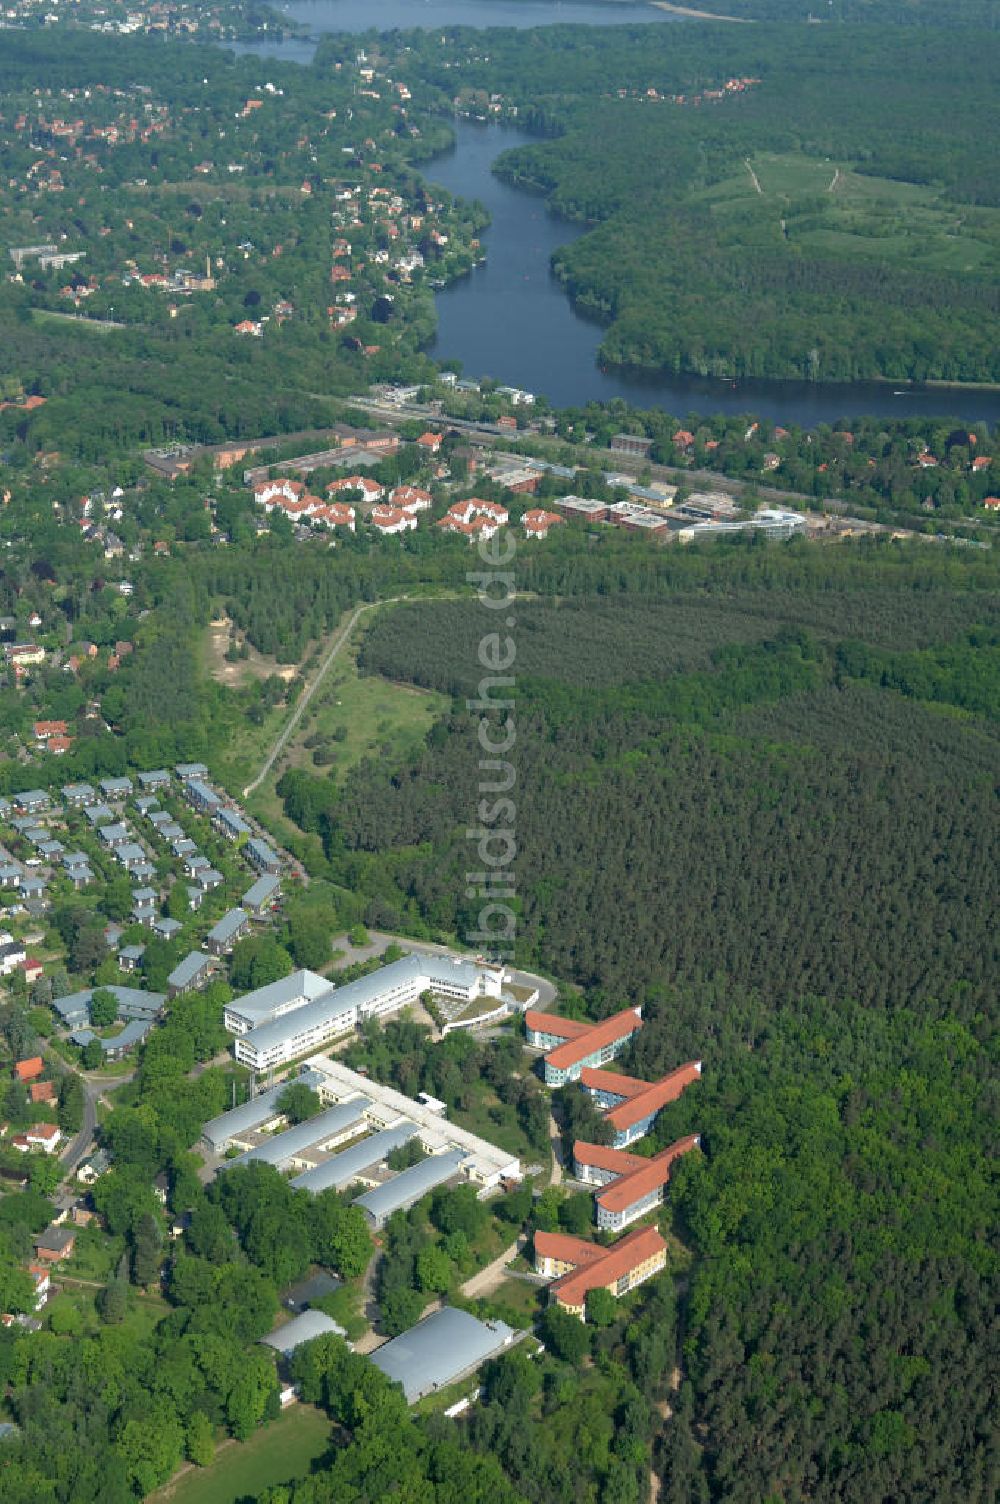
[650,2,752,21]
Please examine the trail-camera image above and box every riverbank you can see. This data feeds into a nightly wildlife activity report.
[651,1,750,19]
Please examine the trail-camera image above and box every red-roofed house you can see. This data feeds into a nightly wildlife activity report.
[528,1007,644,1086]
[370,505,417,535]
[33,720,68,742]
[390,485,432,512]
[593,1135,701,1231]
[673,429,695,449]
[536,1225,668,1319]
[19,1123,61,1155]
[29,1080,57,1105]
[599,1062,702,1146]
[971,456,992,471]
[522,509,565,540]
[327,475,384,503]
[416,431,442,453]
[21,957,43,985]
[983,497,1000,510]
[14,1057,44,1083]
[314,502,356,532]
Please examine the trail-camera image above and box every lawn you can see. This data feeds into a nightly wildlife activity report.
[151,1404,332,1504]
[696,152,1000,276]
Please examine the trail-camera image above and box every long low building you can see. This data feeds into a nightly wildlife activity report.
[525,1006,643,1086]
[260,1309,346,1358]
[289,1123,418,1194]
[355,1148,466,1229]
[303,1054,521,1187]
[370,1306,518,1403]
[221,1099,371,1173]
[574,1135,701,1231]
[534,1225,667,1319]
[229,953,505,1072]
[200,1068,326,1155]
[580,1061,702,1147]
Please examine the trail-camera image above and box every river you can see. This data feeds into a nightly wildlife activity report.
[230,9,1000,426]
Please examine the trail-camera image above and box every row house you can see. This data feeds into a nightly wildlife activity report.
[525,1006,644,1087]
[326,475,383,503]
[370,506,417,536]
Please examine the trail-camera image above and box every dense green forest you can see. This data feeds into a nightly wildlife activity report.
[266,537,999,1499]
[405,23,1000,381]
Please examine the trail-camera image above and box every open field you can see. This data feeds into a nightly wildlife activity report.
[150,1404,331,1504]
[205,616,302,689]
[696,152,1000,275]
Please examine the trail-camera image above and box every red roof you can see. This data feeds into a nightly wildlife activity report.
[29,1081,57,1104]
[545,1007,643,1073]
[573,1140,647,1176]
[595,1135,701,1216]
[579,1066,649,1101]
[605,1062,702,1135]
[34,720,68,738]
[525,1010,592,1042]
[550,1225,667,1309]
[15,1057,44,1082]
[534,1230,607,1266]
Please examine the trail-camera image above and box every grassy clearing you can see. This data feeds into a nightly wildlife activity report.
[696,152,1000,275]
[151,1404,332,1504]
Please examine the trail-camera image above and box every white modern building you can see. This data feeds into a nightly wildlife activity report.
[228,954,505,1071]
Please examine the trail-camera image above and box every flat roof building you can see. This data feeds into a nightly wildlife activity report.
[229,954,504,1072]
[370,1306,518,1403]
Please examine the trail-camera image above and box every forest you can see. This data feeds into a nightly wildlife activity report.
[405,22,1000,381]
[267,537,998,1500]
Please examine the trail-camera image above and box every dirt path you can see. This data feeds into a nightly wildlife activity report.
[744,157,764,195]
[548,1113,564,1186]
[461,1236,524,1300]
[828,167,842,193]
[242,600,393,798]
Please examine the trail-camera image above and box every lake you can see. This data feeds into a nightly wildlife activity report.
[229,16,1000,426]
[425,124,1000,424]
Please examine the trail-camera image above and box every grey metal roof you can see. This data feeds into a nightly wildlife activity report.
[290,1124,418,1195]
[207,908,247,946]
[355,1149,466,1228]
[137,770,170,787]
[260,1309,345,1356]
[201,1068,327,1151]
[62,783,95,801]
[370,1307,517,1402]
[84,804,114,825]
[227,969,331,1027]
[243,874,280,909]
[175,762,208,778]
[101,1018,153,1053]
[246,837,280,866]
[14,789,48,807]
[167,951,212,989]
[153,917,182,938]
[239,987,355,1058]
[53,986,164,1024]
[185,778,221,807]
[221,1098,370,1170]
[117,843,146,864]
[62,851,90,869]
[99,823,129,843]
[100,777,132,795]
[217,808,250,835]
[132,886,157,903]
[195,868,223,888]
